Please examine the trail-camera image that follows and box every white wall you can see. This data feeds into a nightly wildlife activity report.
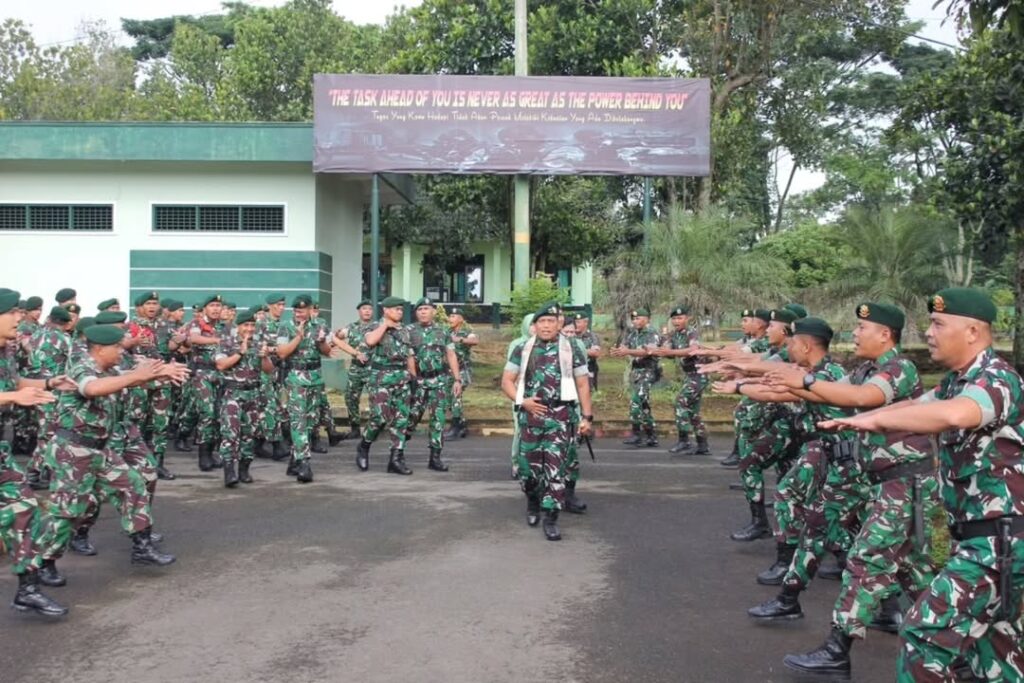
[0,161,316,311]
[315,175,364,325]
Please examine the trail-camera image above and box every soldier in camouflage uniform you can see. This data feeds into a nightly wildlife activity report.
[127,292,177,481]
[253,293,290,461]
[611,307,662,447]
[444,306,477,439]
[215,310,267,487]
[767,303,939,677]
[405,298,461,472]
[37,323,180,577]
[11,296,43,455]
[156,300,188,462]
[96,298,119,313]
[820,289,1024,682]
[185,294,225,472]
[657,305,710,455]
[502,302,593,541]
[308,301,344,452]
[354,296,416,475]
[0,289,68,617]
[23,306,76,491]
[574,314,601,391]
[276,295,333,483]
[333,299,375,441]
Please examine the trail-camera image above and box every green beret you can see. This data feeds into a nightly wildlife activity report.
[535,301,562,321]
[855,302,905,332]
[310,300,319,309]
[0,289,21,314]
[97,298,119,311]
[95,311,127,324]
[792,317,834,344]
[753,309,772,323]
[783,303,809,319]
[630,307,650,318]
[741,308,756,318]
[265,292,286,305]
[414,297,434,310]
[201,294,223,308]
[259,303,269,313]
[84,324,126,346]
[164,300,184,313]
[769,308,798,325]
[223,301,237,310]
[159,298,174,308]
[380,296,407,309]
[24,296,43,311]
[927,287,997,323]
[63,304,81,315]
[134,292,159,307]
[449,306,464,317]
[75,316,96,334]
[192,303,201,312]
[356,299,373,309]
[292,294,312,308]
[49,306,72,323]
[563,313,579,325]
[235,310,255,325]
[55,288,76,304]
[669,305,691,317]
[17,299,27,310]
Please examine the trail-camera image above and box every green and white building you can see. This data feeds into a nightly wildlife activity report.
[0,121,593,322]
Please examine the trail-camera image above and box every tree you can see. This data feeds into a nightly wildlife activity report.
[757,223,848,289]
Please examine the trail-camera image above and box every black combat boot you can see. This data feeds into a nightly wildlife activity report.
[326,420,346,446]
[69,528,97,556]
[130,528,176,566]
[286,455,299,477]
[526,494,541,527]
[748,584,804,621]
[238,459,253,484]
[644,427,659,447]
[387,448,412,475]
[542,509,561,541]
[197,444,214,472]
[818,550,847,580]
[622,425,642,446]
[174,430,192,452]
[783,626,852,678]
[720,438,740,468]
[343,424,362,441]
[668,433,693,454]
[731,501,772,542]
[11,572,68,617]
[694,435,711,455]
[156,454,176,481]
[310,431,328,454]
[757,543,796,585]
[295,459,314,483]
[209,445,225,469]
[868,595,903,634]
[223,460,239,488]
[356,440,371,471]
[254,438,271,459]
[11,435,31,455]
[428,447,449,472]
[270,441,289,461]
[443,420,460,440]
[564,480,587,514]
[37,559,66,587]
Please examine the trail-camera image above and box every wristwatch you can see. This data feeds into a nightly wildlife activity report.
[803,373,817,390]
[583,414,594,422]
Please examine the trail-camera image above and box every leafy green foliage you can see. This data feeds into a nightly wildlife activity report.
[757,223,849,289]
[508,275,570,323]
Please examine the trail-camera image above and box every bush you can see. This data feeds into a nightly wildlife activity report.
[508,274,570,323]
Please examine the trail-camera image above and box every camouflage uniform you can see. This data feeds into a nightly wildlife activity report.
[362,321,414,451]
[24,324,71,474]
[129,317,172,461]
[110,352,159,494]
[277,319,327,463]
[216,329,263,468]
[155,316,185,435]
[338,319,373,430]
[406,321,456,450]
[506,337,589,510]
[738,346,798,505]
[577,328,601,390]
[897,348,1024,682]
[667,326,708,441]
[731,335,772,452]
[449,322,475,423]
[622,325,662,434]
[255,315,288,443]
[38,353,155,561]
[185,315,222,446]
[12,318,39,449]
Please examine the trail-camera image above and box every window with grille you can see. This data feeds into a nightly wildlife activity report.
[152,205,285,233]
[0,204,113,231]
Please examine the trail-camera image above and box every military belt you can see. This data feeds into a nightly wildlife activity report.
[222,380,260,391]
[950,515,1024,541]
[371,363,404,371]
[192,360,217,371]
[419,369,450,379]
[868,458,935,485]
[55,428,107,450]
[286,360,321,371]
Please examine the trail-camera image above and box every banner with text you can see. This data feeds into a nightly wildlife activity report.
[313,74,710,176]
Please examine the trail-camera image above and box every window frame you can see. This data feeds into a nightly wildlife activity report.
[0,202,116,234]
[149,202,288,236]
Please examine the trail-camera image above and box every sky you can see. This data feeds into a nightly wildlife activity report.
[6,0,960,198]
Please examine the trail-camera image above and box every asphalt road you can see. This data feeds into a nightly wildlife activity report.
[0,435,900,683]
